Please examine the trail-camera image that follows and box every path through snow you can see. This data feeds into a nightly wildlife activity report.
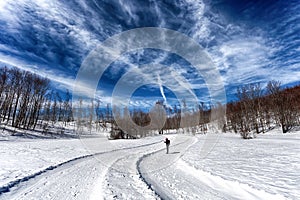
[0,131,299,199]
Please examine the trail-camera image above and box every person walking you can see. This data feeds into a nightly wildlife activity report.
[164,137,170,154]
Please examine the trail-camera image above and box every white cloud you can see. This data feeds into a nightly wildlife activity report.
[156,73,168,105]
[178,0,211,42]
[0,57,75,90]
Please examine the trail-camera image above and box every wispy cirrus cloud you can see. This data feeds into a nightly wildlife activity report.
[180,0,300,98]
[0,0,299,105]
[0,58,75,91]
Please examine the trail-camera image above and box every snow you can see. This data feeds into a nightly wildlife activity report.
[0,127,299,199]
[177,160,286,200]
[182,130,300,199]
[0,138,89,188]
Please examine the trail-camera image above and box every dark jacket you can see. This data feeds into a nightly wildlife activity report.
[165,138,170,145]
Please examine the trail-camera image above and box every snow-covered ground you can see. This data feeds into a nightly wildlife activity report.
[0,127,299,199]
[182,132,300,199]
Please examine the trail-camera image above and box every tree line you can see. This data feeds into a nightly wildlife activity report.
[1,66,212,136]
[108,81,300,139]
[0,67,73,132]
[103,101,213,139]
[226,81,300,138]
[1,66,299,138]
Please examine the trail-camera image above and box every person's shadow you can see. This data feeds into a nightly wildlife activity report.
[169,151,180,154]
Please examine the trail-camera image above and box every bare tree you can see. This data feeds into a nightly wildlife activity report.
[267,81,294,133]
[63,90,73,125]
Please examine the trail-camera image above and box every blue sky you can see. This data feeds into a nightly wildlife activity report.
[0,0,299,108]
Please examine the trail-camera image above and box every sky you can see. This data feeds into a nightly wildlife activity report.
[0,0,299,109]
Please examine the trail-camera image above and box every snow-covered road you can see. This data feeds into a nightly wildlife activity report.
[0,130,299,199]
[0,135,166,200]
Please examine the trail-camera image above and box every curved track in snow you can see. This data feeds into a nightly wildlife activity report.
[1,134,289,200]
[102,135,194,200]
[0,138,163,200]
[136,135,287,200]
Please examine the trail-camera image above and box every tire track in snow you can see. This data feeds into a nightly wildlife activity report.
[136,136,235,200]
[0,139,162,196]
[136,136,195,200]
[103,136,192,199]
[136,151,165,200]
[7,157,102,200]
[104,153,161,199]
[138,136,287,200]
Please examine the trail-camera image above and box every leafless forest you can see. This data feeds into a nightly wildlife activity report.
[1,67,299,139]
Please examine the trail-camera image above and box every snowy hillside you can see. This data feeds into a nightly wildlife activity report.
[0,128,299,200]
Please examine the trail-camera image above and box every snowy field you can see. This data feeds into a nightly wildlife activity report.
[0,128,299,200]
